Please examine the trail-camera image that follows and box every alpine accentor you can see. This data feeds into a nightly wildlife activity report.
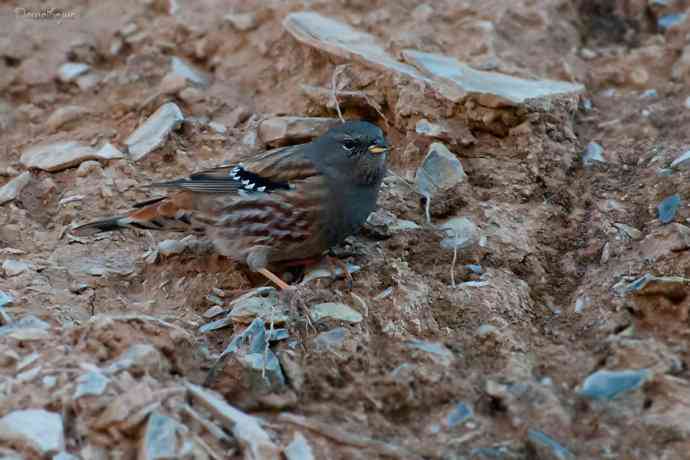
[72,120,389,288]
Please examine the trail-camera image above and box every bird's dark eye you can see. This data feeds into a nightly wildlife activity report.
[342,139,356,151]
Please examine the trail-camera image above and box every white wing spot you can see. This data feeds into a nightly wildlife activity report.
[257,186,266,192]
[246,183,255,190]
[242,179,250,186]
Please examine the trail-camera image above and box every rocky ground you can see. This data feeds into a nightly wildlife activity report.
[2,0,690,458]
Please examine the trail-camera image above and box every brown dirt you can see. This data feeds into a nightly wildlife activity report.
[3,0,690,458]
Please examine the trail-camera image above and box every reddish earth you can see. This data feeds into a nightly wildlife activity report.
[2,0,690,459]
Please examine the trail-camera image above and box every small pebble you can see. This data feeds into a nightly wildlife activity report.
[579,368,652,400]
[657,194,681,224]
[658,12,687,30]
[225,12,259,31]
[2,260,32,277]
[76,161,103,177]
[57,63,90,83]
[583,142,605,166]
[447,402,473,427]
[670,150,690,169]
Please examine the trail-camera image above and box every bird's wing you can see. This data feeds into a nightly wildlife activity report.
[150,144,322,194]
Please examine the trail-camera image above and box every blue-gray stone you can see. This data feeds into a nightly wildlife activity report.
[447,402,473,427]
[579,369,652,400]
[527,430,575,460]
[583,142,605,166]
[658,13,687,31]
[465,264,483,274]
[471,446,523,459]
[141,411,178,459]
[615,273,689,296]
[314,327,347,349]
[0,291,12,308]
[670,150,690,169]
[641,89,657,98]
[580,98,593,112]
[269,328,289,342]
[657,194,681,224]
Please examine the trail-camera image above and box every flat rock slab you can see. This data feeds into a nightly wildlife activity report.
[283,12,583,107]
[125,103,184,161]
[402,50,584,107]
[283,12,430,83]
[0,409,65,455]
[259,116,340,146]
[20,141,124,172]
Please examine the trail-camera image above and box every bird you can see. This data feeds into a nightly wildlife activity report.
[72,120,389,289]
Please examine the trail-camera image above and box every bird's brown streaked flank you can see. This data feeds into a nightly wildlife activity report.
[72,120,389,289]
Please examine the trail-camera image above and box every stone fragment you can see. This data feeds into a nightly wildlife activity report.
[613,223,643,240]
[403,49,584,106]
[76,160,103,177]
[310,302,363,323]
[447,403,473,427]
[140,412,179,460]
[670,150,690,169]
[439,217,480,250]
[170,57,209,87]
[74,371,109,399]
[76,72,101,91]
[106,344,167,376]
[20,141,122,172]
[225,12,259,31]
[2,259,32,277]
[0,172,31,206]
[284,432,314,460]
[405,339,454,366]
[578,369,652,400]
[657,194,681,224]
[415,142,466,199]
[527,430,575,460]
[186,383,280,460]
[259,117,340,146]
[616,273,689,296]
[206,318,286,402]
[583,142,605,166]
[364,209,420,239]
[658,12,687,30]
[284,12,430,83]
[415,118,476,146]
[313,327,348,349]
[125,103,184,161]
[0,315,50,338]
[0,410,64,455]
[301,261,361,284]
[46,106,89,131]
[57,63,90,83]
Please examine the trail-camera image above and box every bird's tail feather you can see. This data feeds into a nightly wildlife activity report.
[71,194,196,236]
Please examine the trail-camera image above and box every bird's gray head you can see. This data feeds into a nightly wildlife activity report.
[311,120,389,186]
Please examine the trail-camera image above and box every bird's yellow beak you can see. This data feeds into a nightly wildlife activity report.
[368,145,388,154]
